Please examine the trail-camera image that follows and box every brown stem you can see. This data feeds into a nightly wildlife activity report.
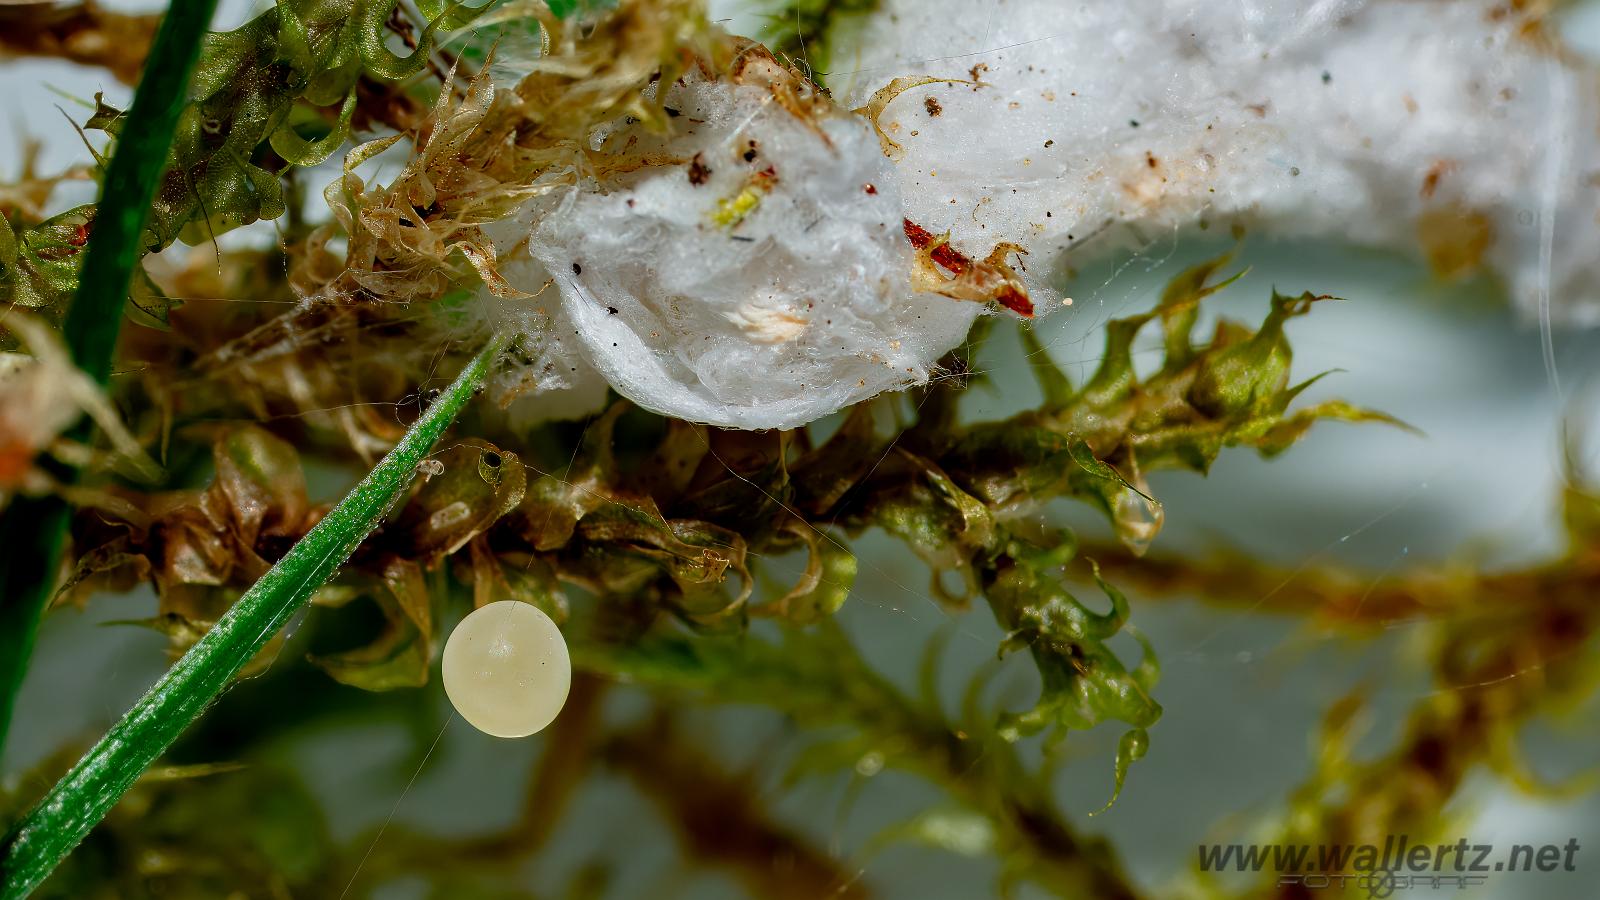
[0,1,159,86]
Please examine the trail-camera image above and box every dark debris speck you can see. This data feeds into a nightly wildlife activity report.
[688,153,712,186]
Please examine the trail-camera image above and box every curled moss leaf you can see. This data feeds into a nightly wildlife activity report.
[0,207,97,315]
[986,549,1160,746]
[1254,399,1419,457]
[310,557,434,690]
[764,522,857,622]
[391,439,527,561]
[1090,727,1150,817]
[0,0,487,315]
[1154,254,1247,369]
[46,241,1397,880]
[1190,289,1327,421]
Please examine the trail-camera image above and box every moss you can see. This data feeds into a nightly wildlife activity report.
[2,2,1591,897]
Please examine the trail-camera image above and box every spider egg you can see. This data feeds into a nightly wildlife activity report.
[442,600,571,738]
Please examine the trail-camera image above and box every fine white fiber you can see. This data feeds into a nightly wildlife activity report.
[831,0,1600,324]
[490,71,979,431]
[485,0,1600,432]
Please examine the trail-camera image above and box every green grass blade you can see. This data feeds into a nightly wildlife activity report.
[0,0,220,754]
[0,332,510,898]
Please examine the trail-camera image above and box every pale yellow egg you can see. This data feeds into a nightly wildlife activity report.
[442,600,571,738]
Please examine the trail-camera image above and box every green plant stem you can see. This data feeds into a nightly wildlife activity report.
[0,0,219,755]
[0,332,509,899]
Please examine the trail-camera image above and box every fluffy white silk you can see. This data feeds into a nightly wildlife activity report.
[491,0,1599,430]
[832,0,1600,322]
[492,76,978,430]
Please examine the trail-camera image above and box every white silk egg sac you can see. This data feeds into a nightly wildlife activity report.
[442,600,572,738]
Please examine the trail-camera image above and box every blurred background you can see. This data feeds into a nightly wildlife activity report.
[5,1,1600,898]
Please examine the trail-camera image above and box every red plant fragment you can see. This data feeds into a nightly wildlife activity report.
[903,218,1034,317]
